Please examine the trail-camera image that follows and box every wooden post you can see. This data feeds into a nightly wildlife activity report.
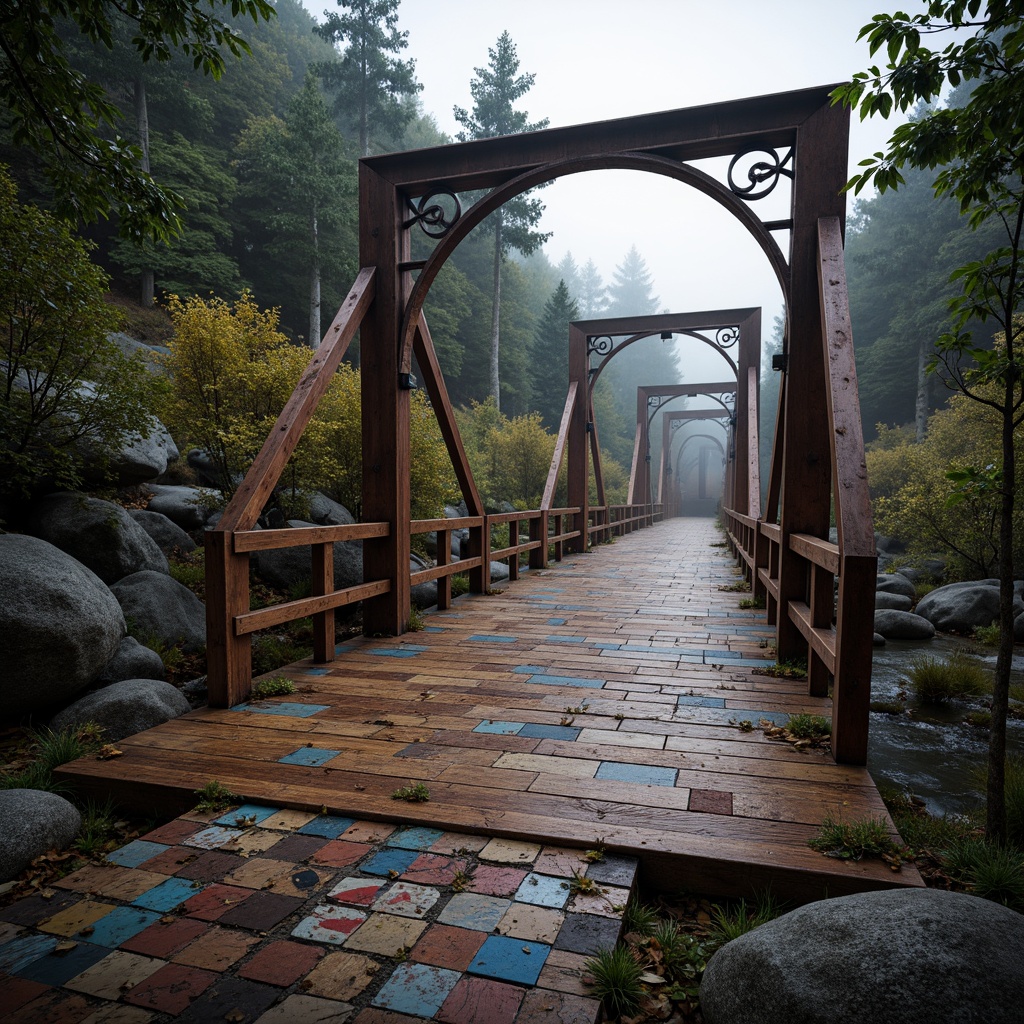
[530,512,547,569]
[436,528,451,611]
[567,325,589,553]
[311,542,335,662]
[204,531,251,708]
[360,165,410,635]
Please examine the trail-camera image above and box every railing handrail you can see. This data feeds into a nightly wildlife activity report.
[541,382,577,511]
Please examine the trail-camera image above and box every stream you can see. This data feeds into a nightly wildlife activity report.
[867,635,1024,817]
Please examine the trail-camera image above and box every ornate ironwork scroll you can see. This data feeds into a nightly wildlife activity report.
[587,335,614,358]
[727,147,794,201]
[404,188,462,238]
[715,326,740,349]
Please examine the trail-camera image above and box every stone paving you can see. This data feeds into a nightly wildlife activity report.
[0,802,636,1022]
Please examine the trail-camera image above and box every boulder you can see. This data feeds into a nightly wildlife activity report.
[307,492,355,526]
[30,493,168,584]
[700,888,1024,1024]
[255,520,363,593]
[50,678,190,742]
[96,636,166,685]
[490,560,511,583]
[0,790,82,883]
[105,417,180,485]
[874,609,936,640]
[896,567,928,584]
[128,509,196,556]
[186,448,238,490]
[873,632,886,646]
[876,573,917,600]
[874,591,913,612]
[1017,612,1024,643]
[916,582,1024,633]
[0,534,125,717]
[106,332,165,374]
[110,570,206,653]
[146,483,221,530]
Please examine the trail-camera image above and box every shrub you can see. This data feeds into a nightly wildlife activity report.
[809,815,906,863]
[584,944,644,1019]
[907,652,991,703]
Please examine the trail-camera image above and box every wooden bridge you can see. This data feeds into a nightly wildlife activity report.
[59,84,910,900]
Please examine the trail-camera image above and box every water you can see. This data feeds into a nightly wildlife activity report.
[867,636,1024,817]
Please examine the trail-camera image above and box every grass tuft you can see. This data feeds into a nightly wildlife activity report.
[251,675,296,699]
[584,944,645,1019]
[809,815,907,865]
[906,651,990,703]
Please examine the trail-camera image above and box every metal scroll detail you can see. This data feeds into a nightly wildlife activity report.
[726,147,794,201]
[587,335,614,358]
[404,188,462,238]
[715,326,740,349]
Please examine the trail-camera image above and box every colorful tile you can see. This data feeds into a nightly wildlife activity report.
[467,934,550,986]
[689,789,734,815]
[366,648,421,658]
[0,976,51,1015]
[526,674,603,688]
[341,822,396,844]
[173,976,279,1023]
[85,907,164,948]
[472,721,524,735]
[514,873,571,908]
[214,804,280,827]
[222,830,287,857]
[173,850,242,883]
[291,905,367,946]
[123,963,217,1015]
[400,853,466,887]
[676,695,726,708]
[2,989,96,1023]
[135,846,199,875]
[256,808,317,831]
[536,948,593,997]
[265,834,330,862]
[279,748,341,767]
[595,761,677,786]
[38,900,117,937]
[171,925,257,970]
[139,819,203,845]
[568,885,631,918]
[106,842,170,868]
[517,724,581,740]
[327,878,386,908]
[478,839,540,865]
[584,854,638,888]
[360,849,419,877]
[237,940,324,987]
[219,891,303,931]
[371,963,460,1018]
[252,993,353,1023]
[302,951,381,1002]
[132,878,201,912]
[312,840,373,869]
[183,825,247,851]
[496,903,564,944]
[371,882,440,918]
[430,832,488,855]
[298,816,357,839]
[64,951,163,1000]
[408,924,485,971]
[468,634,517,643]
[121,917,209,958]
[342,913,426,956]
[181,883,252,921]
[1,891,78,925]
[533,848,588,878]
[385,827,444,851]
[15,940,111,986]
[515,989,601,1023]
[467,865,528,897]
[436,894,510,932]
[436,975,524,1024]
[553,912,621,954]
[231,702,330,717]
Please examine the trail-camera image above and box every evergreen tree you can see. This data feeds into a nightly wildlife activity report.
[313,0,420,156]
[532,280,579,429]
[607,245,660,315]
[555,252,581,301]
[454,31,550,412]
[578,258,608,318]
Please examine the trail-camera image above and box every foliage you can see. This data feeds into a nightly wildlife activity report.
[943,839,1024,909]
[532,280,580,429]
[73,797,120,858]
[622,899,659,936]
[785,714,832,739]
[583,944,645,1019]
[251,675,296,699]
[193,780,236,812]
[1,724,105,792]
[809,815,908,866]
[251,632,312,678]
[706,892,782,946]
[313,0,421,156]
[906,651,991,703]
[738,596,765,609]
[882,786,981,856]
[0,0,274,239]
[0,167,162,498]
[391,782,429,802]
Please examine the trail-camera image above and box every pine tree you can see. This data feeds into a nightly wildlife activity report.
[556,252,581,301]
[454,31,551,412]
[532,280,580,429]
[314,0,421,156]
[578,258,608,318]
[607,245,660,315]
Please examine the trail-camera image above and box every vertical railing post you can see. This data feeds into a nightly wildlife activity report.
[469,515,488,593]
[311,542,335,662]
[204,530,251,708]
[530,512,547,569]
[508,518,520,582]
[437,528,451,611]
[832,554,875,763]
[807,561,833,697]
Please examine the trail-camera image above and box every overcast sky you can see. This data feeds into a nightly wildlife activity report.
[304,0,914,377]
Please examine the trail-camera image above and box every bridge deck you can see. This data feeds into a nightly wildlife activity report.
[58,518,921,901]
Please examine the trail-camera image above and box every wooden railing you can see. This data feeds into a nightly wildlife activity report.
[721,216,874,764]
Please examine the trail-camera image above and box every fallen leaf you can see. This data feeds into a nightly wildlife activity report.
[96,744,123,760]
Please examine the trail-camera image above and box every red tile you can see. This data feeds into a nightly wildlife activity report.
[409,924,486,971]
[515,989,601,1023]
[467,866,528,898]
[137,845,200,875]
[3,990,95,1024]
[310,840,371,868]
[437,976,524,1024]
[171,925,257,970]
[174,850,244,882]
[123,962,217,1014]
[0,976,51,1014]
[181,883,253,921]
[139,818,203,845]
[121,915,209,957]
[401,854,467,886]
[238,939,324,987]
[218,891,302,931]
[689,789,733,815]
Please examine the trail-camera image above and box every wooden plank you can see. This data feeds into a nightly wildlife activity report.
[235,580,391,635]
[789,532,840,574]
[234,522,389,552]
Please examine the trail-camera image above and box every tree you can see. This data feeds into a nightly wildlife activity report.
[834,0,1024,843]
[454,31,551,413]
[532,280,580,429]
[0,0,274,240]
[234,76,356,346]
[0,166,161,500]
[313,0,420,156]
[606,245,660,316]
[578,258,608,318]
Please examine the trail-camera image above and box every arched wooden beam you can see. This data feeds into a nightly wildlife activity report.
[399,152,788,375]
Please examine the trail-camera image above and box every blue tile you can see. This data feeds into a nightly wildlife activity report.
[132,877,201,912]
[705,650,743,660]
[554,605,589,611]
[469,634,518,643]
[367,648,420,658]
[596,762,677,787]
[84,906,163,947]
[514,873,571,908]
[105,840,169,867]
[527,674,604,689]
[298,815,356,838]
[215,804,279,826]
[399,644,429,652]
[183,825,245,850]
[594,643,621,650]
[0,934,57,973]
[422,626,445,633]
[676,695,726,708]
[473,721,525,735]
[372,962,461,1017]
[361,848,421,877]
[468,934,550,985]
[279,747,340,766]
[16,940,111,984]
[546,618,567,625]
[545,635,585,644]
[386,827,445,851]
[334,644,356,654]
[231,701,330,717]
[513,665,547,674]
[517,724,581,741]
[305,667,331,676]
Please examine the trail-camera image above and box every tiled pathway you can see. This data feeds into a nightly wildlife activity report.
[0,803,635,1022]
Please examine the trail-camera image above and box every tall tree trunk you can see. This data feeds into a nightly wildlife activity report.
[489,210,503,412]
[309,202,321,349]
[915,333,930,442]
[134,75,154,307]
